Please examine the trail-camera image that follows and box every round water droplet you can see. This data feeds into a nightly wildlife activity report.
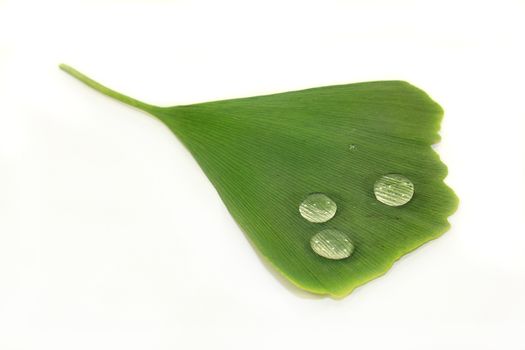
[299,193,337,223]
[310,229,354,260]
[374,174,414,206]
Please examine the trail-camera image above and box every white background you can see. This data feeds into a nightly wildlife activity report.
[1,0,524,349]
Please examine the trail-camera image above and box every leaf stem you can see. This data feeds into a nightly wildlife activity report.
[59,64,158,113]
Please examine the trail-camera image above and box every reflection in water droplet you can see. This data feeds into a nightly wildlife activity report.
[374,174,414,206]
[299,193,337,223]
[310,229,354,260]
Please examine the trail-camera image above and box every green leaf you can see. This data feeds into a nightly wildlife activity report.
[60,64,458,297]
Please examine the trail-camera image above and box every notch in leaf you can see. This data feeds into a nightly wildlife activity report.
[60,64,458,297]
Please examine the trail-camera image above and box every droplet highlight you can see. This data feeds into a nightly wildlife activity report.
[310,229,354,260]
[374,174,414,206]
[299,193,337,223]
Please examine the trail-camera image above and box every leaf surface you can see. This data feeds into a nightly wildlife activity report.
[60,65,458,297]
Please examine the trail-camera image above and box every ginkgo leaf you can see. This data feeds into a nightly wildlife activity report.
[60,64,458,297]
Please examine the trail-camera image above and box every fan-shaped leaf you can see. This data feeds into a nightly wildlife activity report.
[60,64,458,297]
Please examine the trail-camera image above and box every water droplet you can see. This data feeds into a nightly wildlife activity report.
[310,229,354,260]
[299,193,337,223]
[374,174,414,206]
